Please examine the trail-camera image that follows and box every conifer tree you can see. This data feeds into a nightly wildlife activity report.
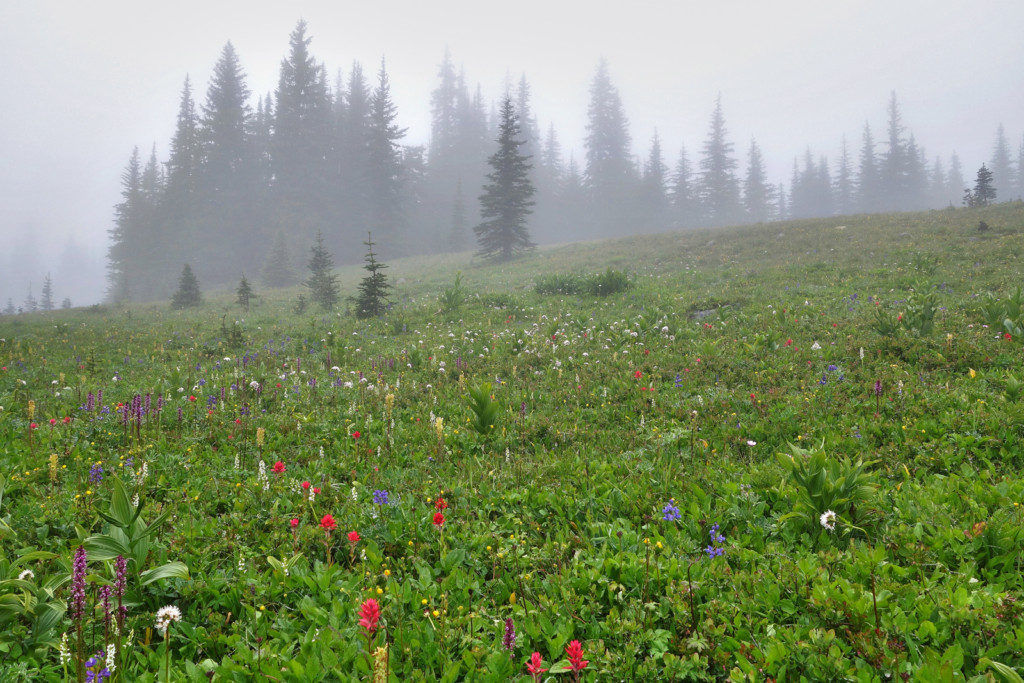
[475,96,535,261]
[698,95,741,226]
[107,147,143,302]
[40,273,54,311]
[965,164,996,207]
[352,233,392,318]
[929,156,948,207]
[670,144,699,229]
[61,297,72,310]
[743,139,771,223]
[584,60,634,236]
[856,123,881,213]
[639,132,668,231]
[171,264,202,309]
[262,232,297,287]
[3,299,14,316]
[365,58,408,247]
[990,124,1013,200]
[236,275,254,312]
[24,285,37,313]
[834,136,855,215]
[947,152,966,205]
[881,92,907,210]
[449,180,468,250]
[306,231,340,310]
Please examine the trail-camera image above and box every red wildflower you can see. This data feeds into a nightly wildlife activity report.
[358,598,380,633]
[352,431,361,439]
[301,480,310,490]
[272,461,286,474]
[526,651,548,676]
[49,418,57,426]
[188,395,196,402]
[234,418,242,425]
[63,416,71,424]
[29,422,37,430]
[432,512,445,527]
[320,514,337,531]
[1005,332,1013,340]
[289,518,299,528]
[434,497,448,511]
[633,370,642,379]
[565,640,588,672]
[313,487,321,495]
[347,530,360,544]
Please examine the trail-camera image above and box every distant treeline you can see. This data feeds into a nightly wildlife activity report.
[104,19,1024,303]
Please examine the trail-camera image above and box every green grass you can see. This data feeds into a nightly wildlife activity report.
[1,203,1023,680]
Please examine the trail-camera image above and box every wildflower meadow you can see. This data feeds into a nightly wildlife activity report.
[1,204,1023,680]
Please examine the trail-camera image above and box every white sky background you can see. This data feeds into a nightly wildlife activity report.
[1,0,1022,302]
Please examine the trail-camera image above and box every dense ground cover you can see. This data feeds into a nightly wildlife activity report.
[1,204,1023,681]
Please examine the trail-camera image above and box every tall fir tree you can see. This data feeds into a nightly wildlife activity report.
[743,139,771,223]
[448,180,468,251]
[880,91,907,210]
[965,164,996,207]
[365,58,408,252]
[990,124,1014,200]
[584,60,634,237]
[474,97,536,261]
[698,95,741,226]
[40,274,54,311]
[273,21,332,252]
[856,123,881,213]
[305,231,340,310]
[947,152,966,205]
[236,274,254,312]
[670,144,699,229]
[107,147,142,302]
[834,135,855,215]
[929,156,948,207]
[904,135,929,209]
[639,132,668,232]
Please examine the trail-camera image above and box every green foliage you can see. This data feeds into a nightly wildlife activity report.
[305,231,340,311]
[535,268,631,296]
[776,442,878,536]
[235,275,254,312]
[466,382,499,437]
[170,264,202,309]
[438,272,467,317]
[352,233,392,319]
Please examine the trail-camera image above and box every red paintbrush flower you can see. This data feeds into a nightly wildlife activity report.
[432,511,445,527]
[526,651,547,676]
[272,461,286,474]
[358,598,380,633]
[565,640,588,672]
[320,513,337,531]
[347,530,360,544]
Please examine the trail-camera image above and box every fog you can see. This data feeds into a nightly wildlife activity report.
[1,0,1022,307]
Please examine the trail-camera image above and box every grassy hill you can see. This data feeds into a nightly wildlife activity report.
[1,203,1023,680]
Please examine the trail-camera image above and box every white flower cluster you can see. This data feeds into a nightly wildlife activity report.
[155,605,182,636]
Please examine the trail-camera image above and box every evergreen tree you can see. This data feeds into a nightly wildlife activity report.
[273,22,332,251]
[929,156,947,208]
[584,60,634,237]
[905,135,929,209]
[698,95,741,226]
[171,264,202,308]
[3,299,14,316]
[474,96,535,261]
[236,274,254,312]
[23,284,37,313]
[856,123,881,213]
[743,139,771,223]
[305,231,340,310]
[365,58,408,249]
[834,135,854,215]
[990,124,1014,200]
[165,76,200,218]
[61,297,72,310]
[40,273,54,311]
[107,147,143,302]
[262,232,297,287]
[515,74,541,165]
[947,152,966,206]
[965,164,996,207]
[352,232,392,318]
[775,183,788,220]
[880,92,907,210]
[339,61,373,239]
[639,132,668,231]
[670,144,699,228]
[816,155,835,216]
[449,180,468,251]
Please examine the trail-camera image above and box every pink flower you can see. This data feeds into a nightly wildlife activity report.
[320,514,337,531]
[272,461,285,474]
[290,518,299,528]
[565,640,588,672]
[358,598,380,633]
[347,530,360,544]
[526,651,547,676]
[301,481,310,490]
[432,512,445,527]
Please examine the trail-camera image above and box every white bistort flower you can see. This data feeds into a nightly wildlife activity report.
[819,510,837,531]
[155,605,182,636]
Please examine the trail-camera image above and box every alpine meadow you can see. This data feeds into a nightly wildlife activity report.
[2,5,1024,682]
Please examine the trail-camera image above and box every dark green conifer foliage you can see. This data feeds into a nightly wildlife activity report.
[61,297,72,310]
[965,164,996,207]
[306,231,340,310]
[352,233,392,319]
[236,275,254,312]
[698,95,741,225]
[171,264,202,309]
[365,59,408,248]
[474,97,535,262]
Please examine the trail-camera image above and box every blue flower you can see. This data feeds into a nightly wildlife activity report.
[373,490,390,506]
[661,499,681,522]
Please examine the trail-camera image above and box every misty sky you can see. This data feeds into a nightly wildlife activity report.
[2,0,1023,303]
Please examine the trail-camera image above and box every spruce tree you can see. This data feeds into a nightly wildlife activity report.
[639,132,668,232]
[743,139,771,223]
[353,233,392,318]
[584,60,634,237]
[107,147,143,302]
[856,123,880,213]
[40,274,54,311]
[834,136,855,215]
[365,58,408,248]
[698,95,741,226]
[3,299,14,316]
[990,124,1013,200]
[171,264,202,309]
[61,297,72,310]
[947,152,966,205]
[262,232,297,287]
[306,231,340,310]
[881,92,907,210]
[965,164,996,207]
[236,275,254,312]
[474,96,535,261]
[670,144,699,229]
[24,284,38,313]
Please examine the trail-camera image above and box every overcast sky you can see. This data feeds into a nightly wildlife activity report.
[1,0,1022,302]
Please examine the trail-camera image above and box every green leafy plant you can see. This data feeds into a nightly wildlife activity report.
[777,442,878,535]
[466,383,499,438]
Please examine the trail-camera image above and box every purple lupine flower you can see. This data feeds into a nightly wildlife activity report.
[89,463,104,483]
[705,523,726,558]
[662,499,681,522]
[502,617,516,652]
[69,546,87,621]
[373,490,390,506]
